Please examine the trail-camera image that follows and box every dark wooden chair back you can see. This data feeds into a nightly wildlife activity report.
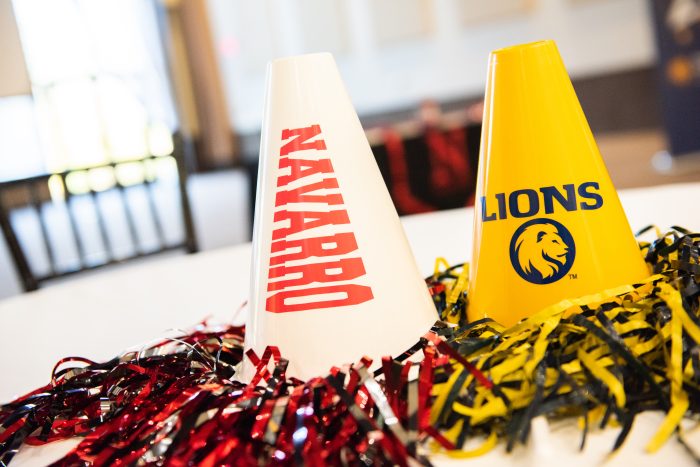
[0,134,197,291]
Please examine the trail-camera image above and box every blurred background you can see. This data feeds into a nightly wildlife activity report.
[0,0,699,299]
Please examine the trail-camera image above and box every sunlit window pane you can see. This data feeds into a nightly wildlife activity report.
[40,79,109,169]
[65,170,90,195]
[47,174,65,201]
[115,162,145,187]
[12,0,94,85]
[148,122,175,157]
[97,77,149,161]
[154,156,178,182]
[32,90,64,173]
[10,0,178,178]
[0,95,46,181]
[88,166,116,192]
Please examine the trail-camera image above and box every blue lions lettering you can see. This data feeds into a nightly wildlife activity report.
[482,182,603,222]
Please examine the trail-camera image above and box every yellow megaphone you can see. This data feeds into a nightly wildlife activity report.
[467,40,650,327]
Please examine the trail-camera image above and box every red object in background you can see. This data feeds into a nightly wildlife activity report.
[380,101,479,216]
[383,127,437,214]
[424,125,471,198]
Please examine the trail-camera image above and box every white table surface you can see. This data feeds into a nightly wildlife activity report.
[2,182,699,466]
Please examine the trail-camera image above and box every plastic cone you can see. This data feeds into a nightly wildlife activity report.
[243,53,436,381]
[467,40,649,327]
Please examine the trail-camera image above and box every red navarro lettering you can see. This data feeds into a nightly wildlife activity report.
[265,125,374,313]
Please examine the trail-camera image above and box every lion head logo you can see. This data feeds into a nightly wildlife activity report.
[509,218,575,284]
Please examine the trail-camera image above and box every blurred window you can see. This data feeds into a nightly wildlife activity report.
[0,95,45,182]
[1,0,177,189]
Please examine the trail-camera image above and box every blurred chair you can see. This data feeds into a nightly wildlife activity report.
[0,134,198,291]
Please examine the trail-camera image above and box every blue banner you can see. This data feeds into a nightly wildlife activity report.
[650,0,700,156]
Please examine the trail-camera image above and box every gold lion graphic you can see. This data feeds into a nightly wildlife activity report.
[514,223,569,280]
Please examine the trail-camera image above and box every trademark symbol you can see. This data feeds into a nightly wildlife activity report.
[569,273,578,280]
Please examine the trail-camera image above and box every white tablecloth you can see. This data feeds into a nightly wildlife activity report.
[1,182,699,466]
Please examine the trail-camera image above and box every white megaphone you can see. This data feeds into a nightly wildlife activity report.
[242,53,436,381]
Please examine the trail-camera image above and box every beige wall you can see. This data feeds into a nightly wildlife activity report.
[0,0,31,97]
[208,0,657,133]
